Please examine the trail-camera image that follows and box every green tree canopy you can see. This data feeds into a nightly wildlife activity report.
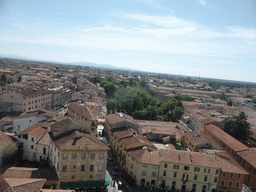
[1,74,7,82]
[172,107,184,122]
[104,82,116,98]
[106,99,119,114]
[223,112,250,141]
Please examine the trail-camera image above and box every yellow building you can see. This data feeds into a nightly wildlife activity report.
[49,130,110,190]
[126,148,160,188]
[159,150,220,192]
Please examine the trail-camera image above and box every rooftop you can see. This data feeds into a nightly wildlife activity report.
[204,124,249,152]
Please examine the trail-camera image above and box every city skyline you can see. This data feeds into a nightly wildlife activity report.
[1,0,256,82]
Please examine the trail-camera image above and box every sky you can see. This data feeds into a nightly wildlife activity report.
[0,0,256,82]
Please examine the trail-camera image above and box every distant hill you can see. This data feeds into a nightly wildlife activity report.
[71,62,120,70]
[0,54,137,71]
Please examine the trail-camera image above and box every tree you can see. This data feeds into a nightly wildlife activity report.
[223,112,250,141]
[104,82,116,98]
[17,75,21,82]
[106,99,119,114]
[1,74,7,82]
[172,107,184,122]
[252,98,256,104]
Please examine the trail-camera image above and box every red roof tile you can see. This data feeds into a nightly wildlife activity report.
[204,124,249,152]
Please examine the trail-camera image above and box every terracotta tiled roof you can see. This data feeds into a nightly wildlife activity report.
[54,131,109,151]
[0,178,46,192]
[3,167,58,181]
[237,148,256,168]
[182,132,219,148]
[204,124,249,152]
[15,122,48,137]
[0,131,17,149]
[105,113,139,127]
[128,148,160,165]
[68,102,98,121]
[14,88,52,97]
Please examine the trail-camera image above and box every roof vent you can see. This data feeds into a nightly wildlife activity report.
[142,146,147,150]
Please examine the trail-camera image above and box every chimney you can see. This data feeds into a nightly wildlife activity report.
[75,131,79,137]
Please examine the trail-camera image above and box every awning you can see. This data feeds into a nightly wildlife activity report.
[60,178,110,189]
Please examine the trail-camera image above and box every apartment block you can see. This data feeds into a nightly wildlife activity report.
[1,88,53,112]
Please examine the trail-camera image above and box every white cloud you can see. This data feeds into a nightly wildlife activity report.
[227,26,256,39]
[1,14,255,59]
[199,0,206,5]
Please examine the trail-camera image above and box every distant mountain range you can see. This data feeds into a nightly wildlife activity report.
[0,54,136,71]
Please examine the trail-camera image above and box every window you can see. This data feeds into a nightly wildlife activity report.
[192,184,196,192]
[171,181,176,190]
[98,164,103,171]
[72,165,76,172]
[237,174,241,179]
[43,147,46,155]
[184,166,190,170]
[228,181,232,187]
[243,159,246,166]
[152,172,157,177]
[173,165,179,169]
[90,165,94,171]
[173,172,177,178]
[230,173,234,178]
[214,177,218,183]
[249,165,252,171]
[221,180,225,186]
[163,171,167,177]
[164,163,168,168]
[223,172,226,177]
[63,153,68,160]
[204,168,210,173]
[81,165,85,172]
[142,171,147,176]
[236,182,240,188]
[143,163,148,168]
[71,175,75,180]
[81,153,86,159]
[204,175,208,182]
[31,145,34,149]
[90,153,95,159]
[194,174,198,180]
[62,165,67,172]
[202,185,207,192]
[99,153,104,159]
[239,157,242,162]
[215,170,219,174]
[89,175,93,178]
[72,153,77,159]
[182,173,188,181]
[194,167,200,172]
